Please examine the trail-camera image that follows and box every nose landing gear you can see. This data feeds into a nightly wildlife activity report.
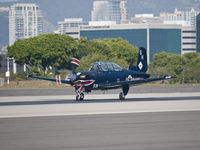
[75,86,85,101]
[76,93,84,101]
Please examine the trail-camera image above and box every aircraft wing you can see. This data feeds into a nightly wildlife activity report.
[99,76,175,89]
[28,75,71,84]
[148,73,170,76]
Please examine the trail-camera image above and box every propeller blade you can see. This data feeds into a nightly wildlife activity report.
[70,58,80,73]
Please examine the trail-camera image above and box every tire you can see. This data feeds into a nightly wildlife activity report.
[80,93,84,101]
[119,92,125,100]
[76,95,80,101]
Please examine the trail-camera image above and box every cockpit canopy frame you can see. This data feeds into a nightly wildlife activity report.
[89,62,123,72]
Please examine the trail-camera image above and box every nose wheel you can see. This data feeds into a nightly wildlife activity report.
[75,86,85,101]
[76,93,84,101]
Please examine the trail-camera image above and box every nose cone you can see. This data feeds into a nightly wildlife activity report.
[66,73,76,81]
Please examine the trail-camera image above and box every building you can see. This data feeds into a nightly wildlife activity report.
[123,13,197,54]
[120,1,127,23]
[108,0,127,24]
[9,3,43,46]
[0,7,9,12]
[160,8,199,26]
[0,7,9,51]
[80,24,182,63]
[9,3,43,73]
[197,13,200,52]
[57,18,87,40]
[182,26,196,54]
[124,14,163,24]
[91,0,127,24]
[89,21,116,26]
[91,1,109,22]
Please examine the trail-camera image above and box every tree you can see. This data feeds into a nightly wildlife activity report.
[7,35,138,74]
[77,38,138,70]
[182,52,200,83]
[150,51,200,84]
[7,34,78,72]
[103,38,138,67]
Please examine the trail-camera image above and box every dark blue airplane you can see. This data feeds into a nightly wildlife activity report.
[29,47,174,101]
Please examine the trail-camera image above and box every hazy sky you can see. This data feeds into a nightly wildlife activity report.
[0,0,199,24]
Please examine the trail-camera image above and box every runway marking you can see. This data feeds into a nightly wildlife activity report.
[1,92,200,102]
[0,93,200,118]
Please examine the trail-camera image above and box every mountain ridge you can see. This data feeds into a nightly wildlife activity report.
[1,0,200,24]
[0,0,199,48]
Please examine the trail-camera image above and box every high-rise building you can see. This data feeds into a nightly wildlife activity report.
[197,13,200,52]
[120,1,127,23]
[160,8,199,26]
[9,3,43,46]
[57,18,87,40]
[91,0,127,24]
[91,1,109,21]
[182,26,196,54]
[9,3,43,73]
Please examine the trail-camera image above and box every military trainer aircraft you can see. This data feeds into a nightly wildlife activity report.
[28,47,174,101]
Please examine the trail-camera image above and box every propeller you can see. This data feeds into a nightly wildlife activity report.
[70,58,80,73]
[66,58,93,87]
[66,58,80,85]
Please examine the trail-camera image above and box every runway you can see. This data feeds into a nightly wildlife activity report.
[0,92,200,118]
[0,111,200,150]
[0,89,200,149]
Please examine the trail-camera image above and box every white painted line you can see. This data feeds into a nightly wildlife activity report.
[0,92,200,102]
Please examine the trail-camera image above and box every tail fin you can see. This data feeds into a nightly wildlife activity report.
[129,47,147,73]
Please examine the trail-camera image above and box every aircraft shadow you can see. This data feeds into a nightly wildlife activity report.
[0,96,200,106]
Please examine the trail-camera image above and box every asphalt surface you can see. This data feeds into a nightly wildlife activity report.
[0,111,200,150]
[0,86,200,150]
[0,84,200,97]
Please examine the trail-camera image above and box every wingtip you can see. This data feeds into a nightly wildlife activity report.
[165,76,176,79]
[27,75,32,78]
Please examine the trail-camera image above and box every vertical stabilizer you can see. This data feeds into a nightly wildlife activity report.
[129,47,147,72]
[136,47,147,72]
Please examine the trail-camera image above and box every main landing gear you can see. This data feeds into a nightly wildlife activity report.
[119,85,129,100]
[119,92,125,100]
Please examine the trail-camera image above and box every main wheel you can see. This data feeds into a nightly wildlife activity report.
[119,92,125,100]
[76,95,80,101]
[80,93,84,101]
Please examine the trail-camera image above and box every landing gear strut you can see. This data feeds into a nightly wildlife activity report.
[75,86,85,101]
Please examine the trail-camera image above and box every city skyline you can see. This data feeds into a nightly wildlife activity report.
[0,0,199,53]
[1,0,200,24]
[0,0,199,75]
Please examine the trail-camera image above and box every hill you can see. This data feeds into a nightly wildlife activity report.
[0,0,199,49]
